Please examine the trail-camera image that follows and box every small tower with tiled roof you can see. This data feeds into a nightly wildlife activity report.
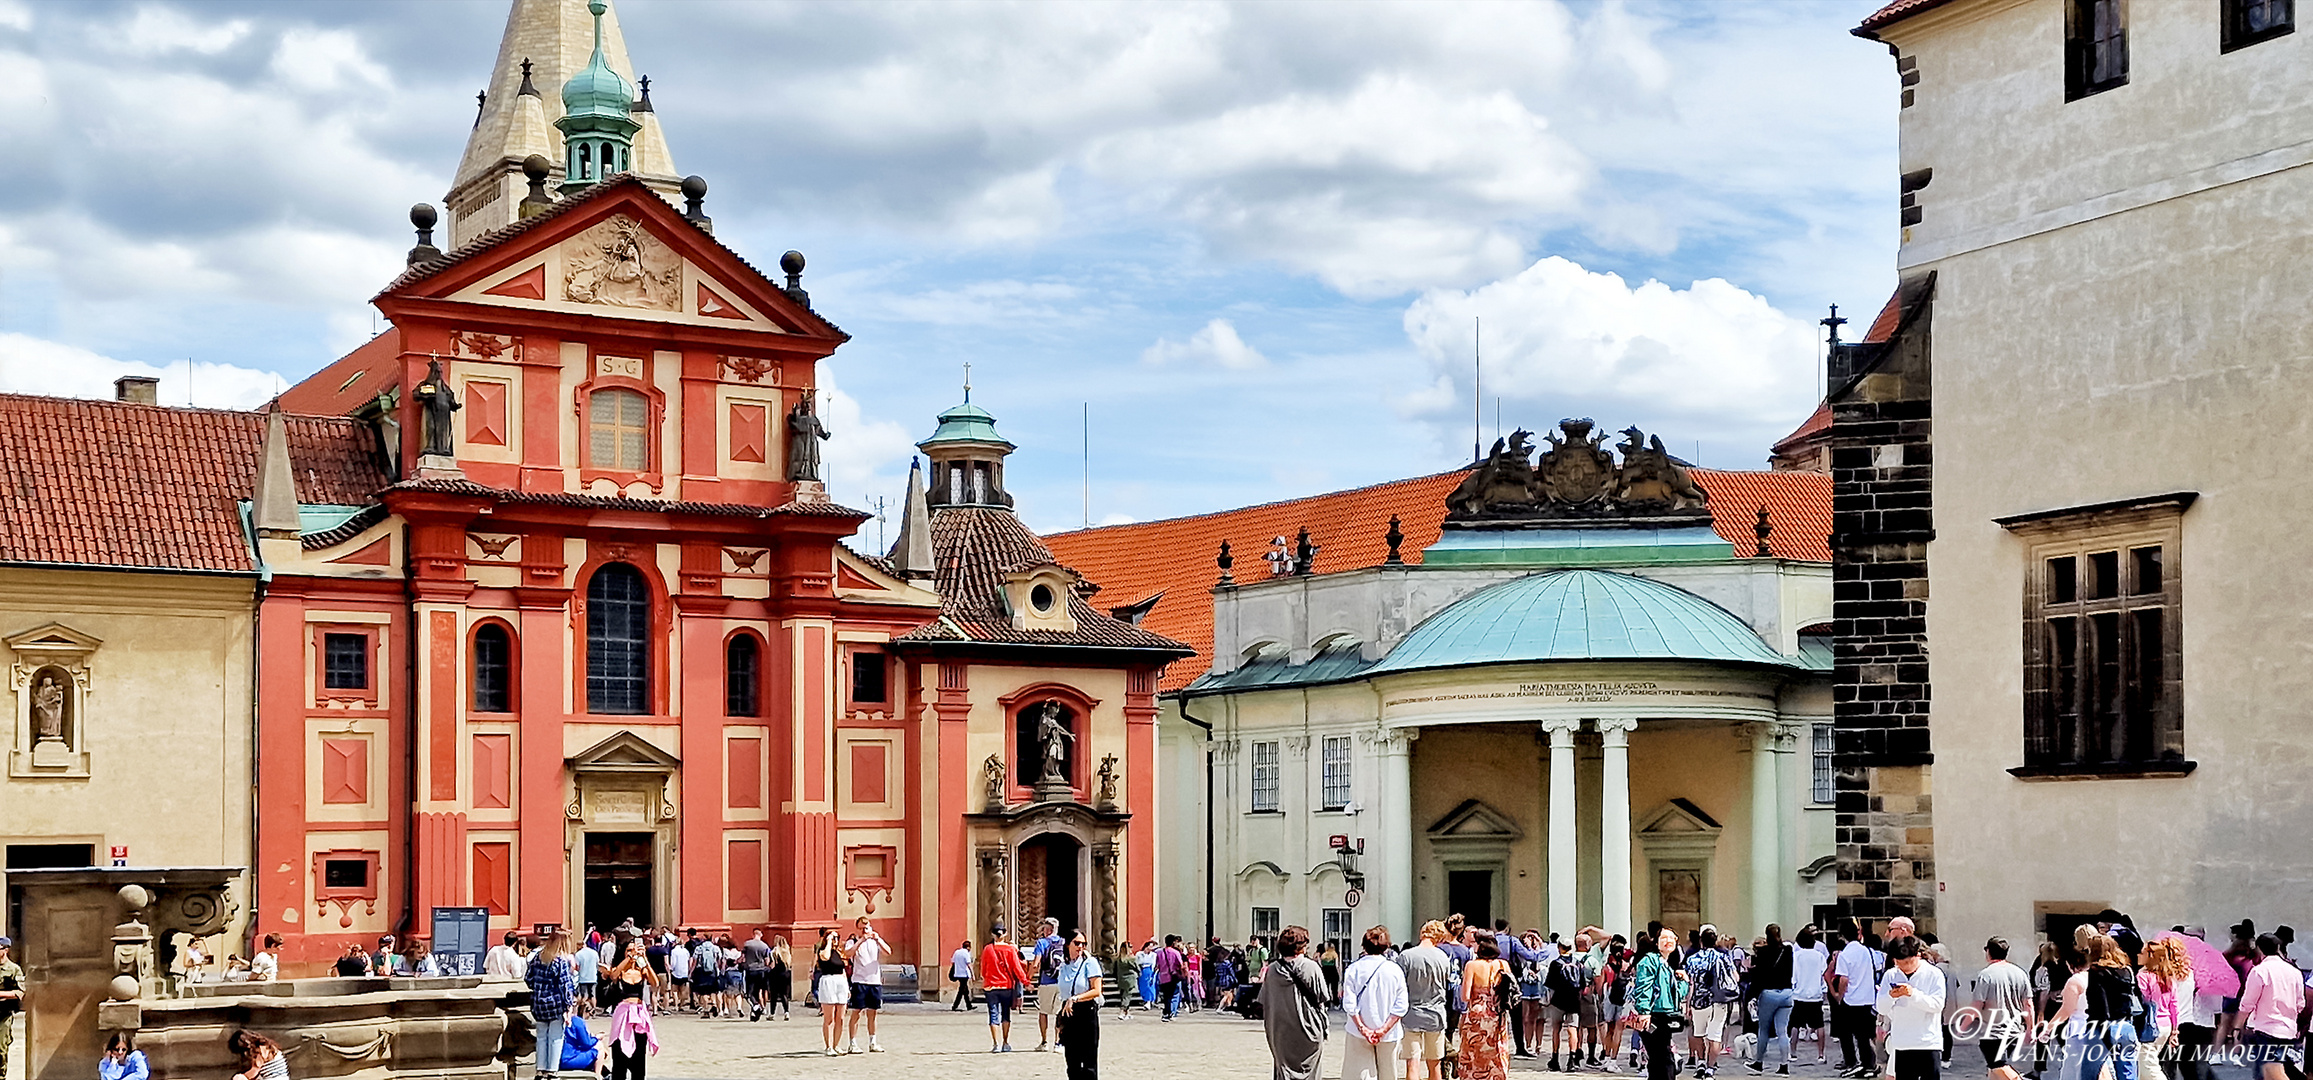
[554,1,638,194]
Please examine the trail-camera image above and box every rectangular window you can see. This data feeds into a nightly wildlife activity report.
[2224,0,2294,50]
[2008,498,2186,776]
[1320,735,1352,810]
[1323,908,1355,961]
[323,632,369,690]
[323,858,370,890]
[851,650,888,705]
[587,388,650,471]
[1250,740,1280,812]
[1811,723,1835,804]
[2066,0,2129,100]
[1252,907,1281,939]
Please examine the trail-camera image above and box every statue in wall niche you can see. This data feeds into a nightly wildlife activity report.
[1096,754,1119,806]
[413,358,461,458]
[1035,701,1074,785]
[785,394,829,482]
[32,671,65,743]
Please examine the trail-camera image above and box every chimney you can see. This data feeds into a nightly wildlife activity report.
[114,376,160,405]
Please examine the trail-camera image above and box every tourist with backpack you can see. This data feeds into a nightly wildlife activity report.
[1684,926,1742,1078]
[1545,937,1591,1070]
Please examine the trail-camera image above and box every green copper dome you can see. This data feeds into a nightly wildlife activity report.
[919,401,1014,449]
[1365,569,1795,676]
[561,1,634,121]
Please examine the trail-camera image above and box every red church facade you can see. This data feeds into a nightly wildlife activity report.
[251,177,1177,975]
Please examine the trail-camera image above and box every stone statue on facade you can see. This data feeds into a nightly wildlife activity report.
[413,358,461,458]
[32,672,64,743]
[786,394,829,482]
[983,754,1007,810]
[1536,418,1616,504]
[1096,754,1119,808]
[1443,416,1711,523]
[1445,429,1537,516]
[1035,701,1074,785]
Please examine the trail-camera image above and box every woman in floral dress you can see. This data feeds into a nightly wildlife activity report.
[1458,936,1513,1080]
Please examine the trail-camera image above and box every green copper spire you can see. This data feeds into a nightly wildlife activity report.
[554,0,639,194]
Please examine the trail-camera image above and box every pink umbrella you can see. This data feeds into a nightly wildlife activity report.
[2156,931,2238,997]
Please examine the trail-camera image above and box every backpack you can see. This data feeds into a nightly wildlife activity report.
[1549,956,1585,1012]
[1707,951,1743,1004]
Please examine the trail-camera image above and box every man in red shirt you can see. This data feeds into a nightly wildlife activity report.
[978,923,1034,1053]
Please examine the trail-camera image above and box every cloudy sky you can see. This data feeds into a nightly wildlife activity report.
[0,0,1896,536]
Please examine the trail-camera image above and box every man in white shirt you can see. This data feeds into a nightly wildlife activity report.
[1833,924,1881,1078]
[1791,926,1832,1067]
[950,940,976,1011]
[1973,937,2033,1080]
[1876,937,1944,1080]
[846,916,888,1053]
[1342,927,1410,1080]
[482,931,524,981]
[571,940,600,1016]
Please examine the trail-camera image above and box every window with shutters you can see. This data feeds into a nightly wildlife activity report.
[2066,0,2128,100]
[2001,495,2190,778]
[586,563,652,714]
[725,633,761,718]
[587,388,650,471]
[1320,735,1352,810]
[1249,740,1280,812]
[472,622,513,713]
[2223,0,2293,51]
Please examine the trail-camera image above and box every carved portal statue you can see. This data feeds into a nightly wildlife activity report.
[785,394,829,482]
[983,754,1007,810]
[1034,701,1074,785]
[413,358,461,458]
[1096,754,1119,807]
[31,671,65,744]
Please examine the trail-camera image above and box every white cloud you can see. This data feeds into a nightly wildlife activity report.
[0,1,31,32]
[867,279,1084,327]
[111,5,251,57]
[1142,318,1266,369]
[0,332,281,409]
[269,27,388,93]
[1402,256,1821,461]
[813,373,919,515]
[1095,512,1138,527]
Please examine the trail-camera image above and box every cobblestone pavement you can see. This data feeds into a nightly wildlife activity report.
[634,1002,1941,1080]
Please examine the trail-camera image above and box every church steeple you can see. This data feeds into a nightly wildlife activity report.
[554,0,637,194]
[918,391,1018,511]
[442,0,684,248]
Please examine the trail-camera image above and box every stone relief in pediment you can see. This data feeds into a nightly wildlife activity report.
[561,215,681,310]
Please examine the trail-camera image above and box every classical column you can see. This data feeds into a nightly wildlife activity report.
[1541,718,1583,935]
[1749,722,1781,935]
[1365,725,1419,939]
[1597,718,1638,938]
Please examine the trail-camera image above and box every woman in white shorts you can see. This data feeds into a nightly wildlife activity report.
[813,929,850,1056]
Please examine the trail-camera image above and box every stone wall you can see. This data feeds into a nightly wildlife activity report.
[1826,273,1937,932]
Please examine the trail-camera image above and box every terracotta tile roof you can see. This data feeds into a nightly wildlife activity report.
[272,330,400,418]
[1854,0,1959,37]
[1043,468,1830,691]
[0,394,391,573]
[1863,288,1905,343]
[892,506,1192,655]
[386,476,870,520]
[1771,403,1832,454]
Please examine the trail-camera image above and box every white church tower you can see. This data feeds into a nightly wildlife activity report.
[442,0,683,249]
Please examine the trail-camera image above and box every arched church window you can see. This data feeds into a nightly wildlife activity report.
[472,622,512,713]
[588,388,649,470]
[725,633,761,718]
[586,563,650,714]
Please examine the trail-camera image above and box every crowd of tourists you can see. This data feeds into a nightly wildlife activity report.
[1233,909,2313,1080]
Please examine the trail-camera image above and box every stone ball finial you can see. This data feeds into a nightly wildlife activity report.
[108,975,141,1001]
[681,174,707,201]
[523,155,552,182]
[410,203,438,231]
[116,884,149,909]
[780,250,806,277]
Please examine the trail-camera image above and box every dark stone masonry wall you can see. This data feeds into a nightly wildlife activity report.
[1825,272,1938,932]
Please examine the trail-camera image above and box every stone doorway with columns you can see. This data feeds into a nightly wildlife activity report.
[966,801,1127,953]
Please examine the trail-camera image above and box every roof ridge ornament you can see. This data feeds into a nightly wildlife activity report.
[1444,417,1710,527]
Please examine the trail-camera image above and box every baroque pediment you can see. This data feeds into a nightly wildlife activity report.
[568,730,681,773]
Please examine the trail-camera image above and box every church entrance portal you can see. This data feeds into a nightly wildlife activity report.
[584,832,654,931]
[1016,833,1084,936]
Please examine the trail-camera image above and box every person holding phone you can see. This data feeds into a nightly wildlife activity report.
[1053,932,1105,1080]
